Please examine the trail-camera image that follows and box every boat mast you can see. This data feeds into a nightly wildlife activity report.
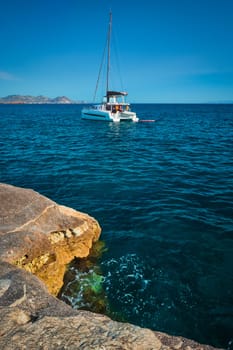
[106,11,112,100]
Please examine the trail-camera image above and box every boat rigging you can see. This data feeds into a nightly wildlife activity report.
[81,11,138,122]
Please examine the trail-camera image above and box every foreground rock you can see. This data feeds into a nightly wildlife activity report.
[0,263,219,350]
[0,183,101,295]
[0,183,221,349]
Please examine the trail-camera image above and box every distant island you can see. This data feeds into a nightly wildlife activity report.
[0,95,85,104]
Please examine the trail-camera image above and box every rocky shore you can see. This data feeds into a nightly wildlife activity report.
[0,183,222,349]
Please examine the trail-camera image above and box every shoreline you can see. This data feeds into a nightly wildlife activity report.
[0,183,222,349]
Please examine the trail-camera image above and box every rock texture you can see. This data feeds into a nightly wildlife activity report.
[0,183,101,295]
[0,263,220,350]
[0,183,221,349]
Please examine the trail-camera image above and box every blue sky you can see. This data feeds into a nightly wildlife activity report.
[0,0,233,102]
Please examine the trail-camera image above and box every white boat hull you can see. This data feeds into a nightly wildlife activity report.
[81,109,138,122]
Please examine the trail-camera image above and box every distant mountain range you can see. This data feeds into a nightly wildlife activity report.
[0,95,83,104]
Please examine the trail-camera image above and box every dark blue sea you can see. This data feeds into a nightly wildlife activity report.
[0,104,232,348]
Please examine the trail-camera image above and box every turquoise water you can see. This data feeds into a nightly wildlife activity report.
[0,104,232,348]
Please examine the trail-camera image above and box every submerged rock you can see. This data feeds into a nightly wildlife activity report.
[59,241,109,314]
[0,183,222,349]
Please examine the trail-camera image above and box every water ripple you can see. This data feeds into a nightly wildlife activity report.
[0,103,233,348]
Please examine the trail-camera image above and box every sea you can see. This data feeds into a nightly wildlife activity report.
[0,103,232,349]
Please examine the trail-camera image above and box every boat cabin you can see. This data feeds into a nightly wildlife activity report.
[106,90,128,102]
[104,91,130,113]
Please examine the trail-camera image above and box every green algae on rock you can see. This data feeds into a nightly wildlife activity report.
[58,241,109,314]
